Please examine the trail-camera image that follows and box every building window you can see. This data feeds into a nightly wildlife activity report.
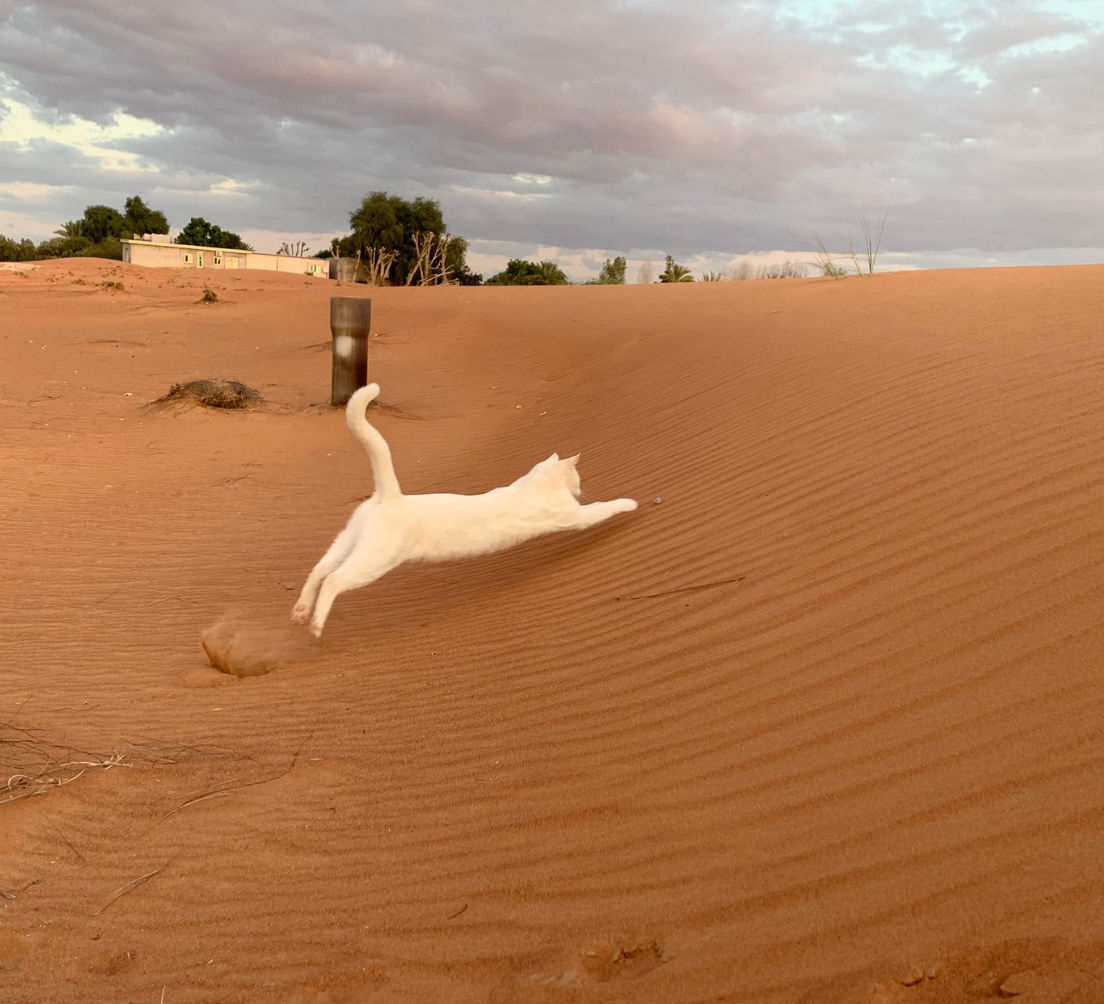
[213,255,222,266]
[183,253,193,264]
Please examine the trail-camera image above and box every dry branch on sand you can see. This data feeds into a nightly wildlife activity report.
[1,721,128,806]
[154,379,262,409]
[2,713,252,809]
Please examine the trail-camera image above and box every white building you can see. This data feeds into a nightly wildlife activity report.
[121,237,329,277]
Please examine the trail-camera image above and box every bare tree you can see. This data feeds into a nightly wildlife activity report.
[277,240,310,257]
[432,231,457,285]
[364,247,398,285]
[406,231,456,285]
[406,232,432,285]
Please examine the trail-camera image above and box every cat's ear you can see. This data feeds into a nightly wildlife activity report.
[564,454,580,469]
[548,452,560,462]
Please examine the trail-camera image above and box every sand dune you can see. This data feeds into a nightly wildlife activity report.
[2,257,1103,1002]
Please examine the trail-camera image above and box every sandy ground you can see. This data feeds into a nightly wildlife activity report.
[2,257,1103,1003]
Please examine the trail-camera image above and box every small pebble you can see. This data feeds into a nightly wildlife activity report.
[559,970,577,986]
[897,966,925,987]
[653,497,662,505]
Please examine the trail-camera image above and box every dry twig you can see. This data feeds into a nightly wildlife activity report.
[615,576,745,601]
[94,860,173,916]
[150,732,313,828]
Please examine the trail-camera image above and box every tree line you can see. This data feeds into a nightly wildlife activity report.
[0,194,253,263]
[1,189,711,285]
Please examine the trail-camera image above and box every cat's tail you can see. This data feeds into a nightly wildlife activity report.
[345,384,402,500]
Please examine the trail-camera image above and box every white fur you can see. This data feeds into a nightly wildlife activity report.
[293,383,637,636]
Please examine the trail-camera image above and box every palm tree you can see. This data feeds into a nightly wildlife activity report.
[659,255,694,282]
[54,220,85,240]
[536,260,569,285]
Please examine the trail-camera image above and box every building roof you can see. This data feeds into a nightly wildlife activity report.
[121,238,253,254]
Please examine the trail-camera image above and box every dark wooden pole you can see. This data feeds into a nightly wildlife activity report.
[330,296,371,406]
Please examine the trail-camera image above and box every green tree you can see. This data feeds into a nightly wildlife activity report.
[33,237,67,259]
[485,258,569,285]
[54,220,85,240]
[35,235,90,258]
[445,235,482,285]
[79,236,124,260]
[123,195,169,236]
[596,256,626,284]
[175,217,253,250]
[658,255,694,282]
[337,191,477,284]
[535,260,569,284]
[81,204,129,243]
[0,234,38,261]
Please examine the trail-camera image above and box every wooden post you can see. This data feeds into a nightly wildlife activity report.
[330,296,371,406]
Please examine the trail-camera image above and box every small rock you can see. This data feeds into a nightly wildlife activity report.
[897,965,926,987]
[559,970,577,986]
[653,497,662,505]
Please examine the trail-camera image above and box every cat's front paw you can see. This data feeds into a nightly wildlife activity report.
[308,619,324,639]
[617,498,638,513]
[291,602,311,625]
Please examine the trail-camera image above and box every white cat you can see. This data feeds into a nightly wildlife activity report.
[292,383,637,636]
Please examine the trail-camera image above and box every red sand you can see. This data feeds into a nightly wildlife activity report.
[2,258,1103,1002]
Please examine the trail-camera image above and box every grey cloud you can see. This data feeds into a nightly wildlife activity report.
[0,0,1101,262]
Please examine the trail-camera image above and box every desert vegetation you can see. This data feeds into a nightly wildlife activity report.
[330,192,481,286]
[2,189,891,285]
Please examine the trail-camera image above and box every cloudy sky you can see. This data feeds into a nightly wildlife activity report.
[1,0,1102,280]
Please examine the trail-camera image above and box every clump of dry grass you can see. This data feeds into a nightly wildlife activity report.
[155,379,262,409]
[100,280,126,292]
[198,286,218,304]
[730,259,807,281]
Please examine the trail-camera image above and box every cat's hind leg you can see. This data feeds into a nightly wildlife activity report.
[308,538,404,638]
[292,522,359,625]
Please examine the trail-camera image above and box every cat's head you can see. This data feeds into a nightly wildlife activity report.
[532,452,582,496]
